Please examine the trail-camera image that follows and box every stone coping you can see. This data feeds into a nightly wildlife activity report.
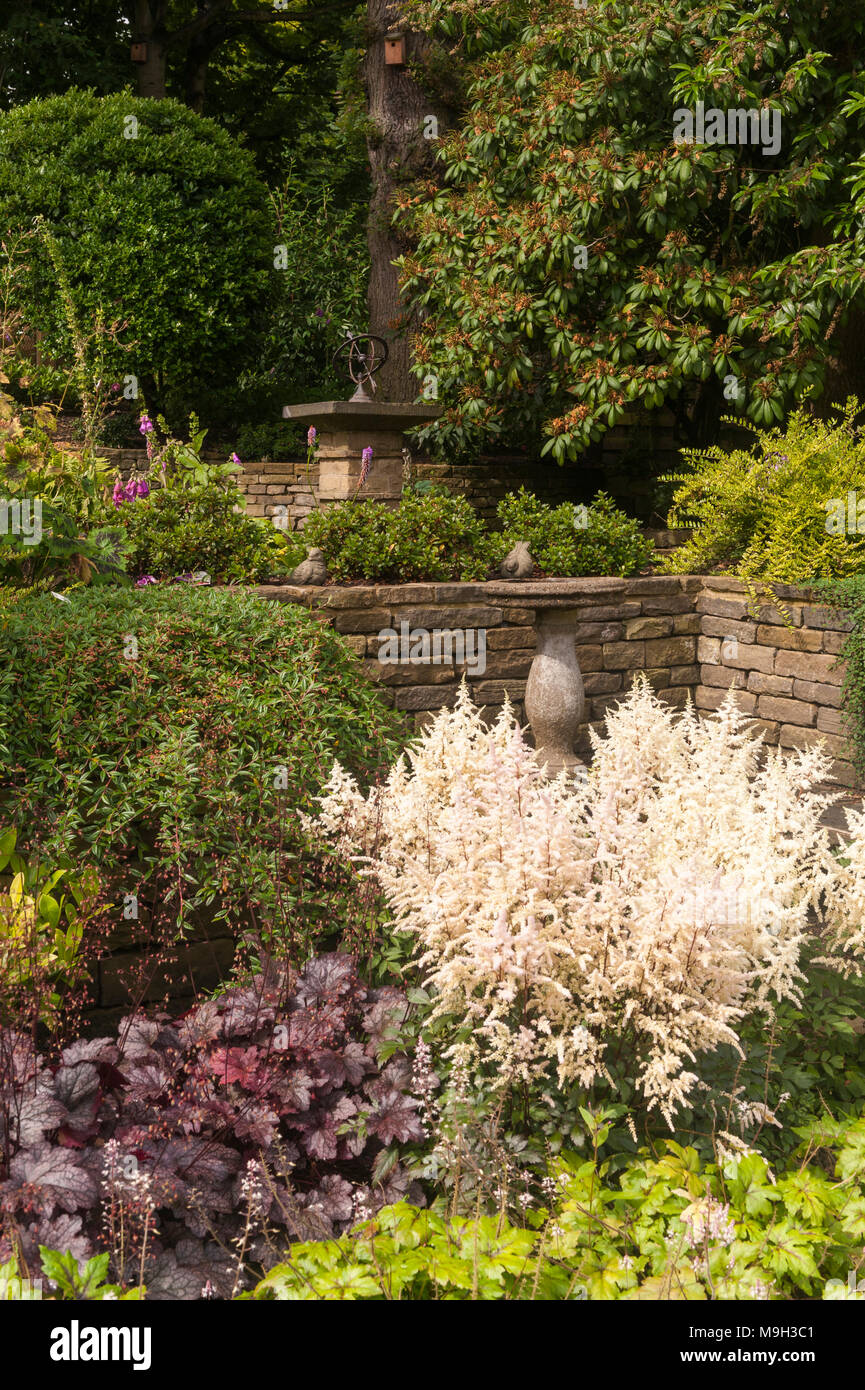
[282,400,440,430]
[254,574,703,605]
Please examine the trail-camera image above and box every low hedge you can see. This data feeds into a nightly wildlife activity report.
[0,586,404,953]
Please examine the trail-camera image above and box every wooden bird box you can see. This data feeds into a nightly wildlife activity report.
[130,42,148,63]
[384,31,406,65]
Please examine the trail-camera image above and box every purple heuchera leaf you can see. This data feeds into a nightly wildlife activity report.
[232,1103,280,1148]
[6,1144,99,1215]
[364,1083,424,1146]
[14,1085,67,1146]
[295,952,358,1007]
[0,954,422,1297]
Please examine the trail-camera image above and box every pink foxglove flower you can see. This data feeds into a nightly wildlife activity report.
[124,478,137,501]
[136,477,150,498]
[112,479,124,509]
[359,446,373,487]
[307,427,317,447]
[138,415,154,435]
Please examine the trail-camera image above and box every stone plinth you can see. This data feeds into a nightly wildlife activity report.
[282,400,440,501]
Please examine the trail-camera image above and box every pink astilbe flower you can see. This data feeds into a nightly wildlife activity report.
[308,679,865,1125]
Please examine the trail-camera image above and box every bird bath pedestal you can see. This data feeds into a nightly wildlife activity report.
[485,584,588,778]
[282,400,440,501]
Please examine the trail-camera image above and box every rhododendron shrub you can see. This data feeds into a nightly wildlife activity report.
[311,681,865,1123]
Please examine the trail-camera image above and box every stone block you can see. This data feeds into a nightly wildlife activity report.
[746,672,793,697]
[645,636,696,667]
[672,614,702,636]
[624,617,673,640]
[778,724,848,758]
[334,609,392,634]
[393,686,459,712]
[695,685,756,713]
[817,706,846,736]
[822,630,850,655]
[745,718,779,744]
[696,595,750,620]
[774,651,843,684]
[757,696,816,726]
[791,679,842,707]
[700,617,756,642]
[655,686,691,709]
[470,680,528,704]
[575,644,604,672]
[582,671,623,696]
[395,606,503,629]
[486,626,536,650]
[640,595,694,615]
[755,624,822,651]
[701,664,747,689]
[801,605,853,631]
[603,640,645,670]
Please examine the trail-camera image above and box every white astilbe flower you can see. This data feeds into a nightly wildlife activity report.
[308,679,865,1125]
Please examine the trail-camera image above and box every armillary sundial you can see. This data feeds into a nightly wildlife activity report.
[282,325,440,502]
[331,330,389,402]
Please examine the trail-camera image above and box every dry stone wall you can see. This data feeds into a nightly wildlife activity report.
[256,574,860,785]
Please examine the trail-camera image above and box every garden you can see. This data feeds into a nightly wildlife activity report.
[3,0,865,1333]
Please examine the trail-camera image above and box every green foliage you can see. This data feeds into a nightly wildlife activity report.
[250,1112,865,1300]
[0,387,123,587]
[299,490,495,583]
[810,576,865,777]
[0,586,405,950]
[0,1248,139,1301]
[661,399,865,584]
[0,826,98,1029]
[293,487,650,582]
[495,488,654,577]
[118,414,292,582]
[397,0,865,462]
[230,176,370,456]
[679,954,865,1168]
[121,486,289,585]
[0,90,277,424]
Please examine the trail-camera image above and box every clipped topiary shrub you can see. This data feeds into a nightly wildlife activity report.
[493,488,654,577]
[0,90,277,423]
[0,587,404,951]
[298,489,494,582]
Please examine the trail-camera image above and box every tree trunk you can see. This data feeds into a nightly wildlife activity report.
[133,0,168,99]
[184,44,209,112]
[363,0,458,401]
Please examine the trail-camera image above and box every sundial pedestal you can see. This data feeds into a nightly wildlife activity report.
[282,401,440,502]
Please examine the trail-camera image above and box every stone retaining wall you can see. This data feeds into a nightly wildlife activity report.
[258,576,703,759]
[256,574,860,784]
[694,576,855,785]
[96,426,681,529]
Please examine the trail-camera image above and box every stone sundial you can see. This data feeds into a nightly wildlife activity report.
[282,329,439,501]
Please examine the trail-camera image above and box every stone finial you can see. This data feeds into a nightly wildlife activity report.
[499,541,535,579]
[290,547,329,585]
